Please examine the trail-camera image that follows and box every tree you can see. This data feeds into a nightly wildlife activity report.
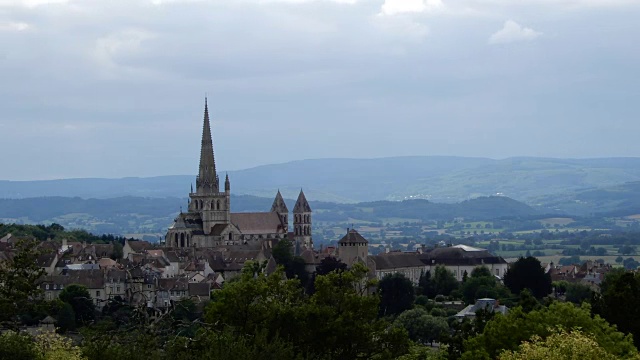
[57,302,77,333]
[316,256,347,276]
[59,284,96,327]
[394,308,449,345]
[432,266,458,297]
[0,238,47,329]
[418,270,434,297]
[111,241,123,260]
[205,264,411,359]
[517,289,540,313]
[503,257,551,299]
[594,270,640,348]
[0,331,40,360]
[616,256,624,264]
[378,273,415,316]
[34,331,86,360]
[498,330,618,360]
[462,302,637,359]
[565,283,593,305]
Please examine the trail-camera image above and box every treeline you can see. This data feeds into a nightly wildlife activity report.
[0,223,132,244]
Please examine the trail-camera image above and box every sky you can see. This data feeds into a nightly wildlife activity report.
[1,0,639,180]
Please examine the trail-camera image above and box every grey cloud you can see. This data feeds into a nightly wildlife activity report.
[1,0,639,180]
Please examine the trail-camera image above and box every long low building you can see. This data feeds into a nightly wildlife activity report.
[368,244,508,284]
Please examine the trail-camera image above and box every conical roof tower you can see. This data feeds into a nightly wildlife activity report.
[196,98,219,193]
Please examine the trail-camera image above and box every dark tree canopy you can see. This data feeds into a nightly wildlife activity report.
[503,256,552,299]
[378,273,415,317]
[0,238,46,329]
[594,270,640,348]
[59,284,96,326]
[432,265,459,297]
[316,256,347,276]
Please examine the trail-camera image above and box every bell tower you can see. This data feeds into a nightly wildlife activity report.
[293,189,312,253]
[188,98,230,234]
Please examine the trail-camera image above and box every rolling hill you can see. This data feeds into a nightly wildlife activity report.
[3,156,640,204]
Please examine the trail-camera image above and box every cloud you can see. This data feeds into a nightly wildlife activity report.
[488,20,542,44]
[0,21,30,31]
[0,0,68,7]
[380,0,443,15]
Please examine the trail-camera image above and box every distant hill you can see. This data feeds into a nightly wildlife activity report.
[3,156,640,203]
[534,181,640,216]
[0,195,537,236]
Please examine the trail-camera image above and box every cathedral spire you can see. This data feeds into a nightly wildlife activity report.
[196,97,219,193]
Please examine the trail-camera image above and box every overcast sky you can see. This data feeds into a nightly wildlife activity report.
[1,0,639,180]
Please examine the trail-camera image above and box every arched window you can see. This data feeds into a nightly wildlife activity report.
[195,201,198,210]
[199,200,203,209]
[228,233,233,241]
[180,233,185,248]
[217,200,220,210]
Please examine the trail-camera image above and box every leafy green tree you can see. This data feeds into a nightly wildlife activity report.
[0,331,40,360]
[517,289,540,313]
[0,238,47,329]
[462,302,637,359]
[418,270,435,297]
[565,282,593,305]
[394,308,449,345]
[379,273,415,316]
[57,302,77,333]
[59,284,96,327]
[594,270,640,347]
[433,266,459,297]
[461,267,507,304]
[499,330,618,360]
[316,256,347,276]
[270,239,310,287]
[205,264,411,359]
[111,241,123,260]
[503,257,551,299]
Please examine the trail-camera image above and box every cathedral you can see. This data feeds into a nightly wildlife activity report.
[165,99,313,252]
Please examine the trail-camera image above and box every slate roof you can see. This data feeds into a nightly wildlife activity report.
[369,253,425,270]
[128,240,152,252]
[231,212,285,235]
[188,282,211,297]
[224,250,262,262]
[43,269,105,289]
[420,246,506,266]
[338,229,369,245]
[271,190,289,213]
[37,253,57,267]
[293,190,311,213]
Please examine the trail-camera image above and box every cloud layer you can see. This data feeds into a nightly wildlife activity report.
[1,0,639,180]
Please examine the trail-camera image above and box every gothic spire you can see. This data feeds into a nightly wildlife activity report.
[271,189,289,213]
[293,189,311,213]
[197,97,218,193]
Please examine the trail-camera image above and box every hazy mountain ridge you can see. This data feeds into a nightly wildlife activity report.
[0,195,537,236]
[3,156,640,203]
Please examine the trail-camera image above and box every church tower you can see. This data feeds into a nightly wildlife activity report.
[188,98,231,235]
[293,189,312,253]
[271,190,289,232]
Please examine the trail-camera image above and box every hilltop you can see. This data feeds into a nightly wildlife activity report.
[3,156,640,203]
